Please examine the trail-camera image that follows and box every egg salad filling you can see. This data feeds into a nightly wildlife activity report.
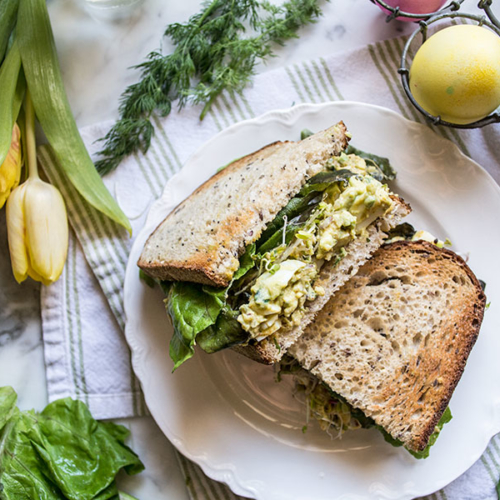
[236,158,395,342]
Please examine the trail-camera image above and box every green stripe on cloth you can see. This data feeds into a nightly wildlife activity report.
[319,57,344,100]
[152,114,182,175]
[39,145,143,416]
[137,141,171,191]
[285,66,307,102]
[368,44,411,119]
[239,92,255,119]
[208,105,224,132]
[65,232,81,397]
[293,63,317,102]
[481,451,498,483]
[213,99,231,128]
[133,152,162,198]
[177,454,200,500]
[310,59,335,102]
[301,61,328,102]
[221,92,240,124]
[72,233,89,407]
[152,115,184,170]
[228,91,249,122]
[188,459,217,500]
[41,147,128,319]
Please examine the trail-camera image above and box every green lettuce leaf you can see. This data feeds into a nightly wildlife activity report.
[166,244,257,368]
[345,145,396,182]
[376,406,452,459]
[233,243,256,281]
[0,386,17,433]
[407,407,452,459]
[0,390,143,500]
[197,307,248,353]
[300,128,314,140]
[167,282,227,370]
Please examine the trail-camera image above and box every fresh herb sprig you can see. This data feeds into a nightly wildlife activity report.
[95,0,324,175]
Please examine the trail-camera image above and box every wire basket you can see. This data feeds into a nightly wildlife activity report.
[371,0,500,128]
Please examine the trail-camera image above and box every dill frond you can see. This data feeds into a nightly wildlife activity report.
[95,0,324,175]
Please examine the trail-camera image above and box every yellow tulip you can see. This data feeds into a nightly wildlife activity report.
[6,176,69,285]
[0,123,22,208]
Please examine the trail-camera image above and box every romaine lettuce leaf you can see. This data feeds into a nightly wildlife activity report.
[167,244,257,368]
[0,388,143,500]
[0,386,17,433]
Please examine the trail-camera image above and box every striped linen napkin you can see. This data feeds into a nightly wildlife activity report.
[40,33,500,500]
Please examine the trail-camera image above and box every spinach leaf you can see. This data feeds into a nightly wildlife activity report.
[117,493,140,500]
[167,282,226,370]
[198,307,248,353]
[257,169,354,247]
[300,128,314,140]
[407,407,452,459]
[378,406,452,459]
[0,389,143,500]
[345,145,396,182]
[385,222,416,241]
[258,222,302,255]
[138,269,156,288]
[233,243,256,281]
[298,169,354,197]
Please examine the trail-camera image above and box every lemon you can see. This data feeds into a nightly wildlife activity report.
[409,25,500,124]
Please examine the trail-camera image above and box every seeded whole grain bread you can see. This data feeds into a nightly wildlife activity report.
[138,122,349,287]
[232,197,411,364]
[288,240,486,452]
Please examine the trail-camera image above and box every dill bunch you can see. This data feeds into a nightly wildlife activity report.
[95,0,324,175]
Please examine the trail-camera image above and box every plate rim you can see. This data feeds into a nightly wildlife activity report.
[124,100,500,500]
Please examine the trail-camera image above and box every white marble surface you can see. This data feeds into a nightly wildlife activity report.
[0,0,494,498]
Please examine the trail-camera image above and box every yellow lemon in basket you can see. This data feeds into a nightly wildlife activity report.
[409,25,500,124]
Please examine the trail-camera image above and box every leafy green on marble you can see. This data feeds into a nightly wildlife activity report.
[0,387,144,499]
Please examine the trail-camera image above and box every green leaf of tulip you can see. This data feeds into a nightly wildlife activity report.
[16,0,132,234]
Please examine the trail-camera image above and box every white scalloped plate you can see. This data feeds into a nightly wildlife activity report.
[124,101,500,500]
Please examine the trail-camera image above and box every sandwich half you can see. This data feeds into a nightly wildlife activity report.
[288,240,486,455]
[138,124,410,368]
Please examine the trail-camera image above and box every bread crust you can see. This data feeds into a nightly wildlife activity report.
[138,142,285,286]
[381,241,486,451]
[138,123,350,287]
[289,240,486,452]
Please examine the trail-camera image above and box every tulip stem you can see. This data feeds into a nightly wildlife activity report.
[25,90,39,180]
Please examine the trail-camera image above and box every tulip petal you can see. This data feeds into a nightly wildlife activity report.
[24,178,68,284]
[6,182,29,283]
[0,123,22,209]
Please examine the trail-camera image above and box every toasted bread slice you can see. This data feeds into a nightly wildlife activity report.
[232,196,411,364]
[138,123,349,287]
[289,241,486,452]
